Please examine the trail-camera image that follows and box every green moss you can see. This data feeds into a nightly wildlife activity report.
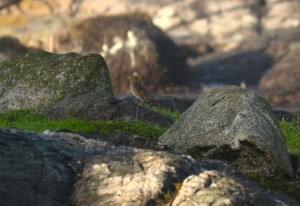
[0,51,113,112]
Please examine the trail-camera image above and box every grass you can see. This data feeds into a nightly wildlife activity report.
[145,105,182,120]
[0,109,167,139]
[280,118,300,156]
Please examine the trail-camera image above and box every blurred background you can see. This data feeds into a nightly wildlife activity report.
[1,0,300,113]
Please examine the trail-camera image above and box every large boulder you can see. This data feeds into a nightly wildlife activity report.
[159,86,293,178]
[0,128,298,205]
[53,13,190,94]
[0,51,112,112]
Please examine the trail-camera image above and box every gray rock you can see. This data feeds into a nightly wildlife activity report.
[0,128,298,206]
[39,92,174,127]
[0,128,78,206]
[159,86,293,178]
[0,51,113,112]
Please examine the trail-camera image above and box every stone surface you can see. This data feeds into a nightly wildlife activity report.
[123,95,193,113]
[261,42,300,94]
[53,14,190,94]
[0,51,113,112]
[171,170,281,206]
[273,110,297,122]
[262,1,300,31]
[159,86,293,178]
[0,128,77,206]
[39,92,174,127]
[260,41,300,111]
[0,128,298,206]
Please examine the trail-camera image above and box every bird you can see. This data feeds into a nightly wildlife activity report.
[129,74,153,106]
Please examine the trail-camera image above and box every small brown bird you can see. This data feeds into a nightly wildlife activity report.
[129,74,153,106]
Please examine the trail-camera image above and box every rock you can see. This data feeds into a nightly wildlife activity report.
[260,41,300,111]
[262,1,300,31]
[0,0,70,15]
[39,92,174,127]
[123,95,194,113]
[0,128,78,206]
[260,41,300,94]
[0,15,66,50]
[190,49,274,86]
[273,110,297,122]
[0,51,113,112]
[171,170,295,206]
[0,128,298,206]
[159,86,293,178]
[53,13,190,94]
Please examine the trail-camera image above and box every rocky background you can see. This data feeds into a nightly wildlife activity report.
[1,0,300,113]
[1,1,300,205]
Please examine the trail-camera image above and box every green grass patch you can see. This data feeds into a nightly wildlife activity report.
[145,106,182,120]
[280,118,300,156]
[0,109,167,139]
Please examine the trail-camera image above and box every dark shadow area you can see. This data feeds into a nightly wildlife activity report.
[190,49,274,86]
[0,36,28,61]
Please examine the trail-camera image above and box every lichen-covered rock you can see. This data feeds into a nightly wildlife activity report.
[0,51,113,112]
[53,13,190,93]
[159,86,293,178]
[0,128,298,206]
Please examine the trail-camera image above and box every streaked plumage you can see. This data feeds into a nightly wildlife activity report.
[129,74,152,106]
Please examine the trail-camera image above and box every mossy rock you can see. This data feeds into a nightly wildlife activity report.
[159,86,293,179]
[0,51,113,112]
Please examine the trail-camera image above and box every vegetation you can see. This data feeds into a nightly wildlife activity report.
[0,109,166,139]
[145,105,182,120]
[280,118,300,155]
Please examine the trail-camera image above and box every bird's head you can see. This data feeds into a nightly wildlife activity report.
[129,74,139,83]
